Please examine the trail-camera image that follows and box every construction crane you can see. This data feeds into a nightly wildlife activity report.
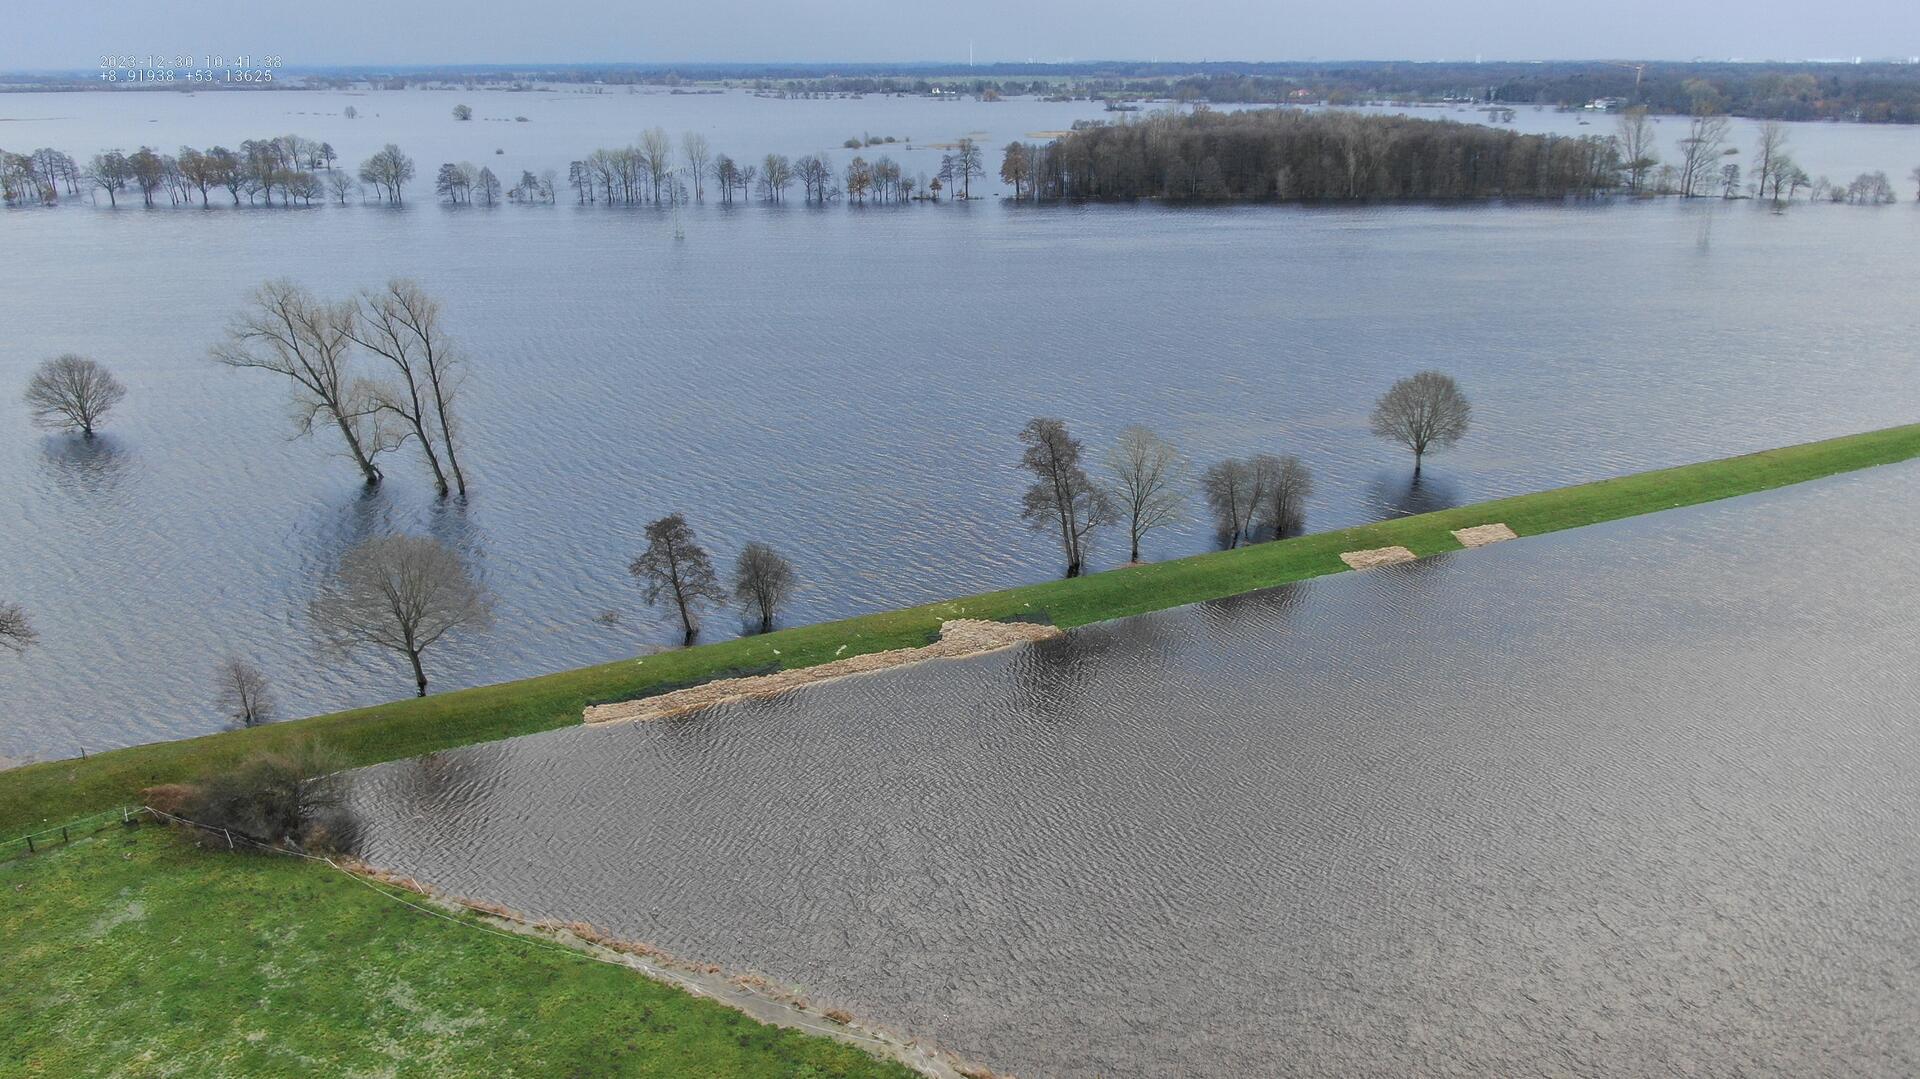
[1608,62,1647,95]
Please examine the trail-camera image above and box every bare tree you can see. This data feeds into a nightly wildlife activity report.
[1370,371,1471,477]
[452,104,473,121]
[680,131,712,200]
[1000,142,1033,200]
[1675,110,1731,198]
[0,601,34,654]
[310,535,492,697]
[474,166,501,206]
[215,657,274,727]
[629,514,726,645]
[640,127,673,201]
[212,280,395,486]
[1752,121,1789,203]
[760,153,792,201]
[325,170,355,204]
[350,279,469,497]
[357,143,414,204]
[1106,425,1185,563]
[1018,418,1115,578]
[24,354,126,439]
[85,151,131,206]
[349,288,450,496]
[732,542,796,634]
[1201,459,1254,549]
[951,138,984,198]
[1254,454,1313,540]
[1615,107,1658,193]
[435,162,472,204]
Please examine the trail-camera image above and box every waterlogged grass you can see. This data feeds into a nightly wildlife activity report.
[5,422,1918,839]
[0,826,915,1078]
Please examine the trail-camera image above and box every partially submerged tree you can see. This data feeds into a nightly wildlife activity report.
[1370,371,1471,477]
[680,131,712,200]
[1752,121,1789,202]
[999,141,1033,200]
[951,138,984,198]
[629,514,727,645]
[310,534,493,697]
[357,143,414,204]
[474,166,501,206]
[435,162,473,204]
[1616,107,1659,193]
[0,601,34,654]
[215,657,274,728]
[24,354,126,439]
[348,279,469,497]
[732,542,797,634]
[1675,110,1732,198]
[85,151,131,206]
[378,280,466,496]
[1201,458,1255,549]
[1018,418,1115,578]
[640,127,674,201]
[1254,454,1313,540]
[1105,425,1185,563]
[213,279,397,487]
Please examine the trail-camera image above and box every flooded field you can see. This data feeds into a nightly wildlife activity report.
[342,462,1920,1076]
[5,90,1920,759]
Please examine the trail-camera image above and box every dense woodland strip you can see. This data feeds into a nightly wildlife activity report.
[1006,109,1622,200]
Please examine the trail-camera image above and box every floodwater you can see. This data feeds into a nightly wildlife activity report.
[3,88,1919,758]
[340,461,1920,1076]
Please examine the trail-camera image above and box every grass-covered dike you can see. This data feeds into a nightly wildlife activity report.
[5,421,1918,839]
[0,825,918,1078]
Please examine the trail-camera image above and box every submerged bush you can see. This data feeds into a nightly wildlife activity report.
[179,742,360,853]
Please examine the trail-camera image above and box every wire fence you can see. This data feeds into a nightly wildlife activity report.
[2,805,141,860]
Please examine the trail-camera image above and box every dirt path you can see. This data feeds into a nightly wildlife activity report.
[583,619,1063,725]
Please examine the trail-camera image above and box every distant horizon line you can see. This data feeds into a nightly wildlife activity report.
[7,55,1920,78]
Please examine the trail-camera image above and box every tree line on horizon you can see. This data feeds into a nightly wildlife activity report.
[8,109,1917,210]
[261,60,1920,125]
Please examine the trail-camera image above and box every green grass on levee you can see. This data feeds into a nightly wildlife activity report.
[5,421,1918,840]
[0,825,915,1079]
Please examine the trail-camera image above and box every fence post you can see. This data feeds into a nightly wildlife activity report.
[61,827,69,844]
[24,834,33,854]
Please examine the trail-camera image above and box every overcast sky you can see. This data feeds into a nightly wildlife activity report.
[11,0,1918,71]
